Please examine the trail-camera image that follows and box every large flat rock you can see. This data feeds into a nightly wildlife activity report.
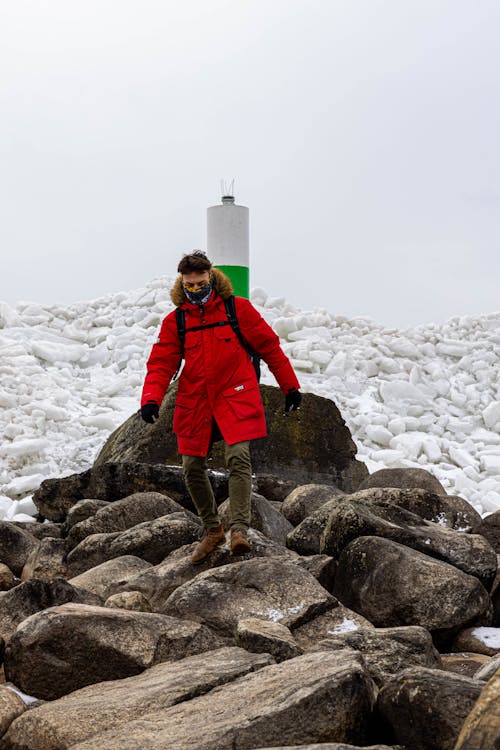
[70,649,377,750]
[4,602,223,699]
[163,557,336,637]
[2,647,272,750]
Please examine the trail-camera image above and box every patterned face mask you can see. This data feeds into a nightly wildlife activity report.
[183,274,214,305]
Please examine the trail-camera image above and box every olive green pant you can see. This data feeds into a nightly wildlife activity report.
[182,441,251,532]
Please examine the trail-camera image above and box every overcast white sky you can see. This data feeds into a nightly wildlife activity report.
[1,0,499,327]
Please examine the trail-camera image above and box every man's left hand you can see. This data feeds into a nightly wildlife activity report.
[285,389,302,413]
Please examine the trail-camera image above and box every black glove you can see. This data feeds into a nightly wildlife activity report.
[141,402,159,423]
[284,389,302,413]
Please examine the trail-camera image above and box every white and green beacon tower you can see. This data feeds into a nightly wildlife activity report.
[207,182,250,299]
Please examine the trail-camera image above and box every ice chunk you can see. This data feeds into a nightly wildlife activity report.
[365,425,393,447]
[250,287,268,306]
[309,350,332,366]
[80,414,120,431]
[389,433,426,461]
[31,341,89,364]
[370,449,406,466]
[422,438,442,463]
[16,495,38,516]
[483,402,500,430]
[388,337,420,358]
[449,446,477,469]
[11,513,37,523]
[0,495,13,517]
[0,301,22,327]
[3,439,49,457]
[480,454,500,475]
[3,474,45,497]
[380,381,429,405]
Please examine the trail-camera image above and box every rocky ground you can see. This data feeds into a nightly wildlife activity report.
[0,390,499,749]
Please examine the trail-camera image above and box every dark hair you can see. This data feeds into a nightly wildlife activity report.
[177,251,212,274]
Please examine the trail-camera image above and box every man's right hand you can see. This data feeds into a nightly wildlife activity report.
[141,402,159,423]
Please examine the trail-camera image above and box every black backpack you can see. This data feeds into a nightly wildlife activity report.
[173,295,261,382]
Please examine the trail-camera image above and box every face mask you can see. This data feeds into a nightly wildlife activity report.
[183,276,214,305]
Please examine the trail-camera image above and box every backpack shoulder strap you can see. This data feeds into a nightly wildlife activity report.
[224,295,239,333]
[225,295,254,351]
[172,307,186,381]
[225,296,261,382]
[175,307,186,347]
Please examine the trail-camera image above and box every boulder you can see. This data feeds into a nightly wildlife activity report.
[21,538,67,580]
[218,492,293,546]
[358,467,447,495]
[292,605,374,651]
[0,579,102,642]
[4,602,223,700]
[287,498,345,555]
[281,484,346,526]
[0,686,25,739]
[378,666,483,750]
[236,617,303,662]
[320,498,497,588]
[121,530,298,613]
[454,666,500,750]
[68,650,377,750]
[1,647,272,750]
[64,491,191,550]
[337,487,482,533]
[94,384,368,489]
[478,510,500,553]
[309,626,441,686]
[33,462,228,522]
[0,523,39,577]
[66,513,201,576]
[62,498,109,532]
[333,537,491,637]
[69,556,153,599]
[452,626,500,657]
[441,652,491,678]
[104,591,152,612]
[163,557,336,638]
[0,565,18,592]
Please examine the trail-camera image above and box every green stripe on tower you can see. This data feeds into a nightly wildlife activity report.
[215,265,249,299]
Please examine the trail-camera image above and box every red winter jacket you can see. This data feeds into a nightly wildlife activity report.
[141,269,300,456]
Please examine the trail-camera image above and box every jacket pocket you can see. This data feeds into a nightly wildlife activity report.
[222,381,262,421]
[173,394,197,436]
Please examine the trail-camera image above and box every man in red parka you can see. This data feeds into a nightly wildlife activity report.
[141,251,301,563]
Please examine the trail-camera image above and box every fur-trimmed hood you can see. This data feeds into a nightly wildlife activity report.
[170,267,234,307]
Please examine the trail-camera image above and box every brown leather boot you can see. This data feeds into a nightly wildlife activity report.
[230,528,252,556]
[191,524,225,564]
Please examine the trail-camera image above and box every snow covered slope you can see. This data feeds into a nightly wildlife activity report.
[0,279,499,521]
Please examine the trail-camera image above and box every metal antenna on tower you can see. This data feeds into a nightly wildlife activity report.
[220,179,235,204]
